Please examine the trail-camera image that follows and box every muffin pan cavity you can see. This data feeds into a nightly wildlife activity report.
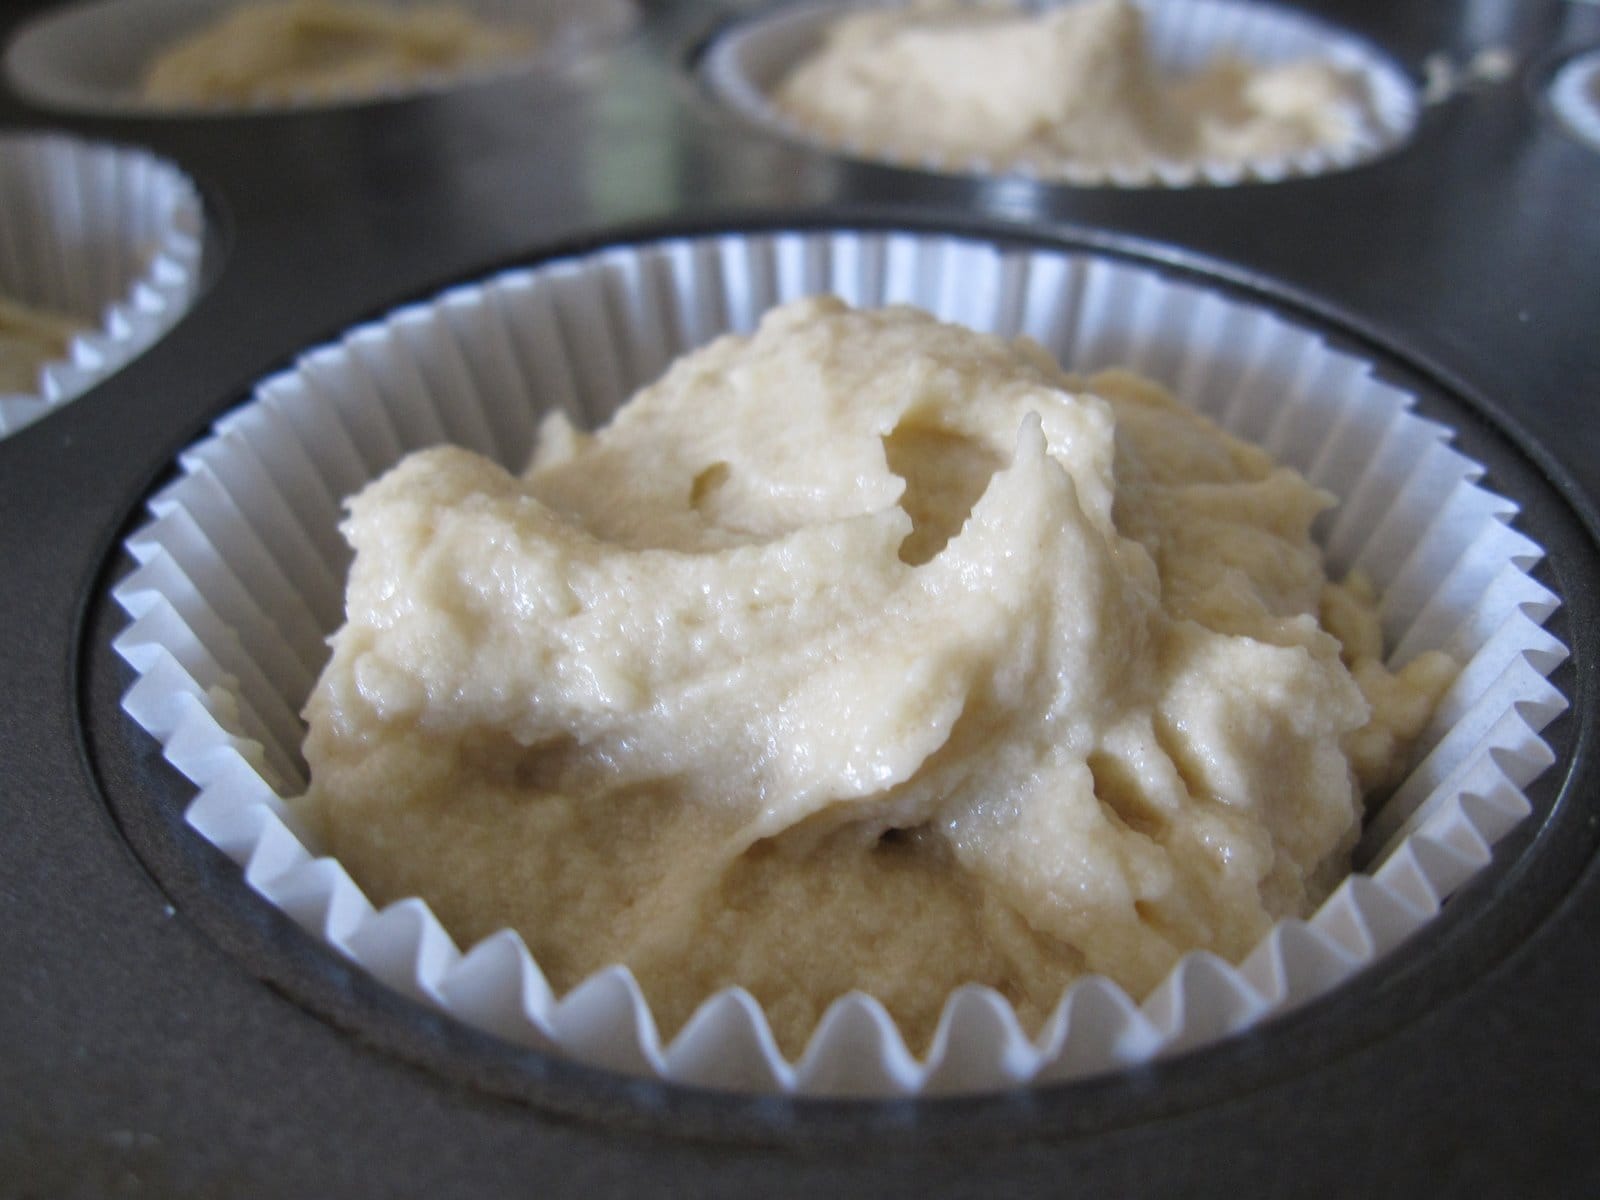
[107,228,1566,1097]
[4,0,637,115]
[701,0,1419,187]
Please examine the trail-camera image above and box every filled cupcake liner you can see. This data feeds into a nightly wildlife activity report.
[3,0,637,116]
[702,0,1419,187]
[112,230,1565,1097]
[0,131,203,439]
[1550,51,1600,152]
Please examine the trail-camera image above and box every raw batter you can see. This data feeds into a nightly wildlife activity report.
[0,294,81,393]
[297,298,1453,1055]
[139,0,536,106]
[774,0,1376,174]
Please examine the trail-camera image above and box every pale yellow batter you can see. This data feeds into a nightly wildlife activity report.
[139,0,537,107]
[773,0,1375,174]
[0,294,81,393]
[297,298,1452,1055]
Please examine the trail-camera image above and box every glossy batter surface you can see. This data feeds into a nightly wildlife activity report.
[298,298,1451,1054]
[775,0,1374,174]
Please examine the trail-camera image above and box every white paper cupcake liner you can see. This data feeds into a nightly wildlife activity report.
[112,230,1565,1097]
[1550,50,1600,151]
[0,131,202,439]
[3,0,637,116]
[702,0,1419,187]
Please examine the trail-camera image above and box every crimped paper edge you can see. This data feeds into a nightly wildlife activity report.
[0,131,203,439]
[1550,51,1600,151]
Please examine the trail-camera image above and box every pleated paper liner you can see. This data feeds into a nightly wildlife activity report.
[0,131,202,439]
[702,0,1418,187]
[1550,50,1600,152]
[112,231,1565,1097]
[3,0,636,116]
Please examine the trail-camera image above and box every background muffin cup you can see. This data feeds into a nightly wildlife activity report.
[701,0,1420,187]
[0,131,202,439]
[112,229,1565,1096]
[1550,50,1600,152]
[3,0,637,116]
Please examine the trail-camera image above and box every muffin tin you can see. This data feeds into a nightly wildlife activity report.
[4,0,1600,1193]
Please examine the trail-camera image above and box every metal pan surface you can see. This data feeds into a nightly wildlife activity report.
[2,0,1599,1194]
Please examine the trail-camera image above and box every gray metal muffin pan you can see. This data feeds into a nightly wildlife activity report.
[3,0,1599,1195]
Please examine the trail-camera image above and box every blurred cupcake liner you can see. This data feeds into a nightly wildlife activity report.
[702,0,1419,187]
[112,230,1564,1096]
[0,131,202,439]
[3,0,636,116]
[1550,50,1600,151]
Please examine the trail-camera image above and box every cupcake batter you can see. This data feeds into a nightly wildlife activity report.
[0,295,81,393]
[773,0,1376,174]
[298,298,1452,1055]
[139,0,536,106]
